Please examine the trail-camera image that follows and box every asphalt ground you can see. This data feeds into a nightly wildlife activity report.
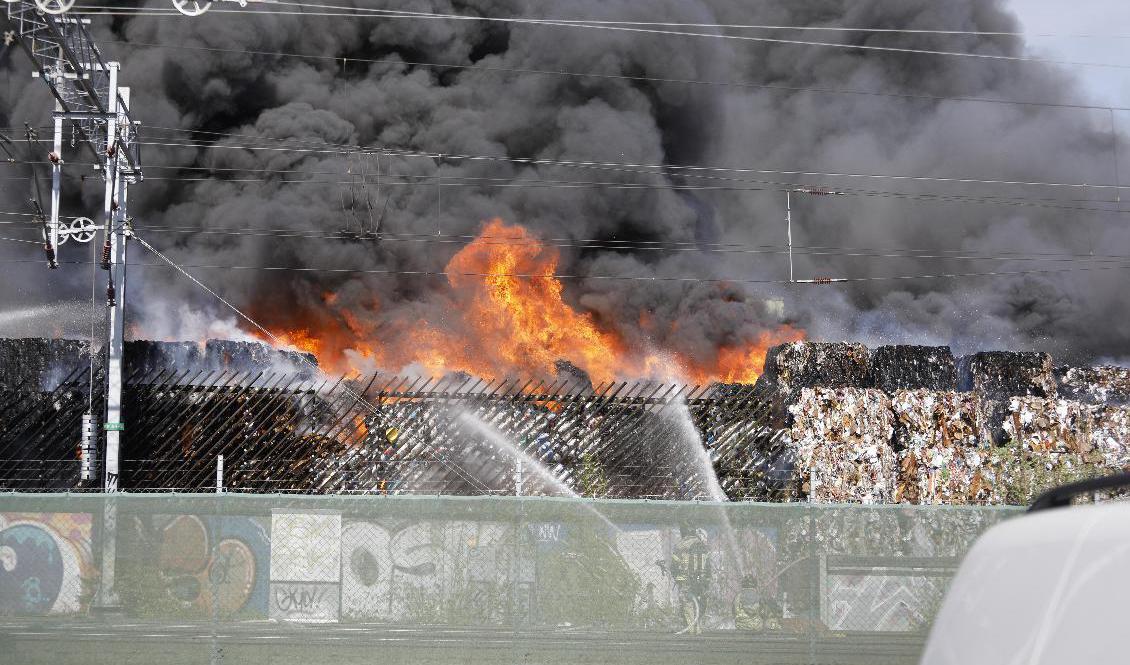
[0,618,927,665]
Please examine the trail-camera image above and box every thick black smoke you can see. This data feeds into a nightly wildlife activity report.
[1,0,1127,368]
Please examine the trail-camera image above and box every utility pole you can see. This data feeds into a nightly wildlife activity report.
[6,2,143,491]
[784,187,845,283]
[6,1,143,610]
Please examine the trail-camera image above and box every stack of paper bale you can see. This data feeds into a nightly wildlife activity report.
[755,342,871,428]
[959,351,1057,397]
[787,387,896,503]
[1002,397,1095,454]
[869,345,957,392]
[959,351,1057,443]
[1087,404,1130,472]
[1055,365,1130,406]
[0,337,91,390]
[992,396,1105,503]
[890,390,992,504]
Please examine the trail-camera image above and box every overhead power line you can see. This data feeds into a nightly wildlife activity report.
[98,38,1130,114]
[9,155,1128,217]
[2,219,1127,268]
[69,4,1130,38]
[1,254,1126,286]
[123,135,1130,195]
[71,1,1130,71]
[30,127,1129,197]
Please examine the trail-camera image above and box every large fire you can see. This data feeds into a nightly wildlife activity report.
[255,219,803,384]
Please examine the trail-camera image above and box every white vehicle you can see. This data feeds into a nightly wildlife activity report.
[921,473,1130,665]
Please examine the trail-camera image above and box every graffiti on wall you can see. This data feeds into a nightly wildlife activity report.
[155,514,270,616]
[340,519,519,624]
[824,574,945,632]
[0,512,93,615]
[332,517,787,632]
[270,511,341,622]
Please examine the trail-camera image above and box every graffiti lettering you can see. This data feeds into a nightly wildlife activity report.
[274,585,327,612]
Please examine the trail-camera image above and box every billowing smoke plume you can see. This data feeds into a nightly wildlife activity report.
[1,0,1127,372]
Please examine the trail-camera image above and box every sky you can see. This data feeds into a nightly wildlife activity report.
[1012,0,1130,109]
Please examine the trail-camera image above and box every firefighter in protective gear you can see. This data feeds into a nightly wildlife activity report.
[669,528,712,634]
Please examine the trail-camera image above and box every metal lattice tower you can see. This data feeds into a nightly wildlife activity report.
[5,1,143,493]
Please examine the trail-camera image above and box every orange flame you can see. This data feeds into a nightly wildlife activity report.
[256,218,804,383]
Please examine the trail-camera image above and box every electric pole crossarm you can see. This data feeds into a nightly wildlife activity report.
[4,2,142,177]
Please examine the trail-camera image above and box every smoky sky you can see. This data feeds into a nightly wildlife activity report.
[0,0,1127,368]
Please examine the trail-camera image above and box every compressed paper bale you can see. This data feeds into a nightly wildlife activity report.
[869,346,957,392]
[0,337,92,390]
[787,387,896,504]
[554,359,594,392]
[1001,396,1095,455]
[1091,405,1130,472]
[959,352,1057,444]
[756,342,871,427]
[1055,366,1130,406]
[958,351,1056,398]
[202,339,316,373]
[125,340,203,379]
[980,396,1113,504]
[890,390,993,504]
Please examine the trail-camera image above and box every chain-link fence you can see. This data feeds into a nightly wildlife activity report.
[0,370,791,499]
[0,493,1019,664]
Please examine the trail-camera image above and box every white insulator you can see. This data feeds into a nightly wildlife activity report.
[80,413,97,481]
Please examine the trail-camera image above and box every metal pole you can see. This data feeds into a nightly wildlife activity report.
[1112,108,1121,204]
[102,65,124,492]
[48,101,62,260]
[786,190,794,283]
[216,454,224,493]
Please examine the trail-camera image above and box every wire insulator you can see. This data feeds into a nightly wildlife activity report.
[100,240,112,270]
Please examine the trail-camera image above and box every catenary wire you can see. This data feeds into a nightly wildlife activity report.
[13,127,1124,197]
[9,149,1127,216]
[65,4,1130,37]
[0,210,1126,264]
[68,1,1130,71]
[0,255,1126,285]
[117,135,1130,194]
[94,38,1130,114]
